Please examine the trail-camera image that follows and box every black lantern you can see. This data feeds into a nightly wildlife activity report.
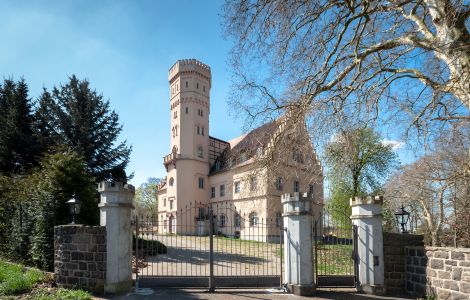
[395,204,410,234]
[66,194,81,224]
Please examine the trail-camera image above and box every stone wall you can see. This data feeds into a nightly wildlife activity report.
[54,225,106,294]
[406,246,470,299]
[383,232,424,295]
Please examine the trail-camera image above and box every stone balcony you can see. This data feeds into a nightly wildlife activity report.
[163,152,182,170]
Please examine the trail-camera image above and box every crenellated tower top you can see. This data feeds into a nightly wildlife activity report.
[168,59,211,87]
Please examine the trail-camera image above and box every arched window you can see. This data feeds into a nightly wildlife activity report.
[169,177,174,186]
[249,212,258,227]
[219,214,226,228]
[234,213,241,228]
[197,146,203,158]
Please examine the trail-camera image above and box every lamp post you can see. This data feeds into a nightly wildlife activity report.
[66,194,81,225]
[395,204,410,234]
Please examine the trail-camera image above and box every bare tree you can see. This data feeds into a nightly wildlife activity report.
[223,0,469,137]
[384,122,469,246]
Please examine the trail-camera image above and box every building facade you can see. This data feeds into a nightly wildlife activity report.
[156,59,323,241]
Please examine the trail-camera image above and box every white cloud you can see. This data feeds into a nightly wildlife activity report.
[382,139,404,151]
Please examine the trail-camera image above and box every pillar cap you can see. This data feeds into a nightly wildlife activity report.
[97,182,135,193]
[350,195,383,206]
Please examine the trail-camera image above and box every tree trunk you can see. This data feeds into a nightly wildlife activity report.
[425,0,470,109]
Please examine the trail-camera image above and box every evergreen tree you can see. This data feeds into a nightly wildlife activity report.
[50,75,131,182]
[0,78,38,174]
[34,88,60,154]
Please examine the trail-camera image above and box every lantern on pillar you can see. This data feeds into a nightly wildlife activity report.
[394,205,410,234]
[66,194,81,224]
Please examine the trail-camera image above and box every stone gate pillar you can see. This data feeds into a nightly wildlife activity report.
[282,192,315,296]
[98,182,135,295]
[350,196,385,295]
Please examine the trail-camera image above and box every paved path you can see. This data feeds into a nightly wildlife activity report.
[110,288,413,300]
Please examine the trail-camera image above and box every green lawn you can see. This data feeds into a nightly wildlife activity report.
[314,243,354,275]
[0,260,92,300]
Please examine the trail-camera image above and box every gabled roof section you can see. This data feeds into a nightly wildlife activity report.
[209,119,280,175]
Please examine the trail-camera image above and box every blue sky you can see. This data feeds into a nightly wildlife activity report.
[0,0,416,188]
[0,0,245,186]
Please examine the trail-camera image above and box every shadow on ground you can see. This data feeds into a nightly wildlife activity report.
[109,288,414,300]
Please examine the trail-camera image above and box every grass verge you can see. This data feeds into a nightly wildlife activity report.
[0,260,92,300]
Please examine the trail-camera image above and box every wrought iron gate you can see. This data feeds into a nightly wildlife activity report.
[313,206,358,287]
[133,201,283,290]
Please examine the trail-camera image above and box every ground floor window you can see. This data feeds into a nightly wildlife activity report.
[249,212,258,227]
[234,212,241,227]
[219,214,226,228]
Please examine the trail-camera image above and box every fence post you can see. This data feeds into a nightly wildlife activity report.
[282,192,315,296]
[350,196,385,295]
[98,182,135,295]
[208,207,215,292]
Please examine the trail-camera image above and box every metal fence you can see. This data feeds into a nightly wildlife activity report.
[312,206,358,287]
[134,201,283,290]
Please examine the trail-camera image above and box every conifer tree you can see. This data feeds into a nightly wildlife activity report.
[49,75,131,182]
[34,88,60,154]
[0,78,38,174]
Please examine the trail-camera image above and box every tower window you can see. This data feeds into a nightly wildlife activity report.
[185,81,188,88]
[203,86,205,92]
[197,82,199,89]
[169,177,174,186]
[294,181,299,193]
[197,146,203,158]
[198,177,205,189]
[309,184,314,195]
[176,84,179,91]
[174,111,177,119]
[185,107,188,114]
[201,127,205,136]
[275,177,283,191]
[197,126,200,135]
[175,125,178,136]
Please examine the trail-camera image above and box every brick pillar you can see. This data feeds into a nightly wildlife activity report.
[350,196,385,295]
[98,182,135,295]
[282,192,315,296]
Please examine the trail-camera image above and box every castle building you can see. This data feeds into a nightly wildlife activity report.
[156,59,323,241]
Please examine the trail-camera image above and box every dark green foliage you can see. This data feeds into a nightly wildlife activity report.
[0,79,39,174]
[0,150,97,271]
[0,76,130,271]
[49,75,131,182]
[34,88,60,154]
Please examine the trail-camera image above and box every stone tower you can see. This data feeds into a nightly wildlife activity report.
[164,59,211,223]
